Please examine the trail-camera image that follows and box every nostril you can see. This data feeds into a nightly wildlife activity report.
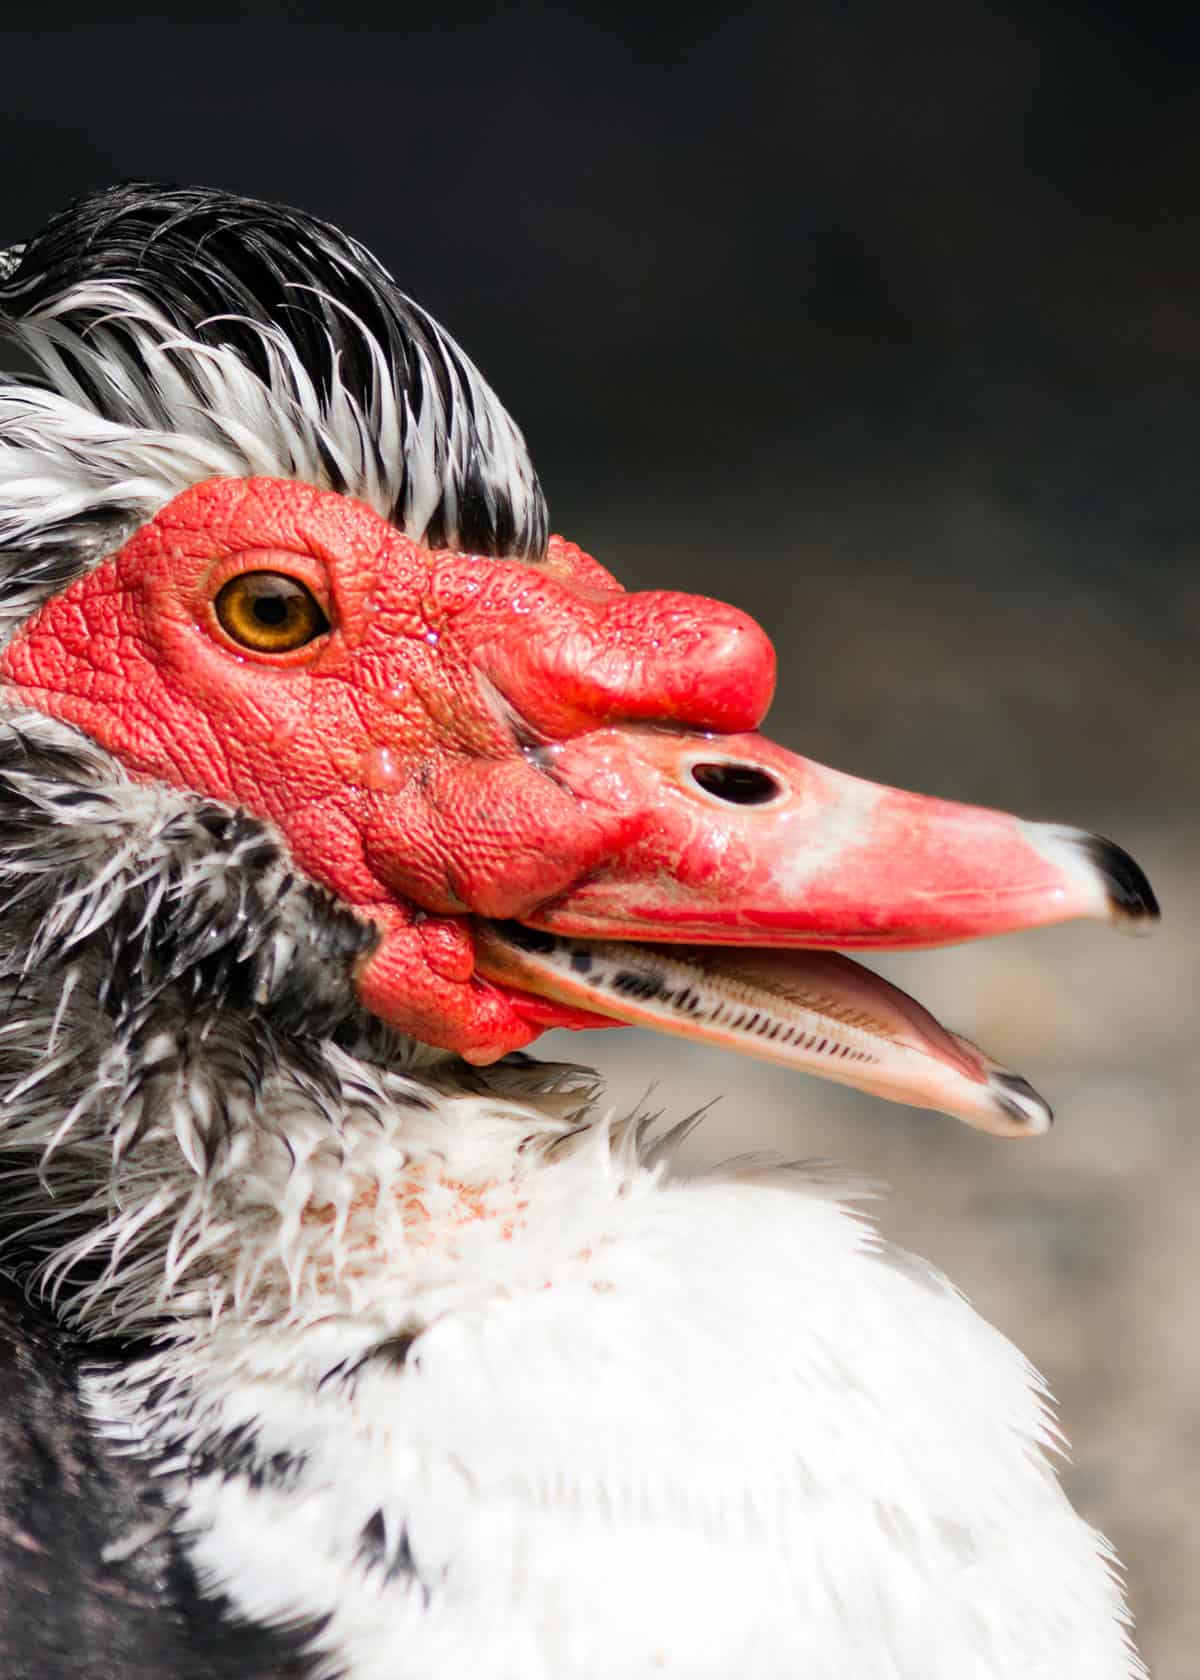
[689,762,783,807]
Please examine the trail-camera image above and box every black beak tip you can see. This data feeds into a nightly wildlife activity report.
[1078,834,1160,929]
[988,1071,1054,1136]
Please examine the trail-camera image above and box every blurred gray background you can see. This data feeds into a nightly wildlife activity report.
[2,2,1195,1669]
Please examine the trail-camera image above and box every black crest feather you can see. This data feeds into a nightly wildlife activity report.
[0,181,548,580]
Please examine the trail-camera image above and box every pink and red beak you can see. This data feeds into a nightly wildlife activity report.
[510,726,1141,947]
[473,718,1156,1136]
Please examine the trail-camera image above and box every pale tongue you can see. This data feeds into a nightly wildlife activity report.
[476,924,1052,1137]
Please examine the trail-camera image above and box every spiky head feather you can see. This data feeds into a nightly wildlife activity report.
[0,182,548,646]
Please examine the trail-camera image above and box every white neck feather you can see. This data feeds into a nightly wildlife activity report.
[72,1060,1142,1680]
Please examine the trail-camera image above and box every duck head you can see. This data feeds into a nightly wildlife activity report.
[0,469,1157,1136]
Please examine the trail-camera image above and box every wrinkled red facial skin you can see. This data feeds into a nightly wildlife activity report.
[0,476,776,1059]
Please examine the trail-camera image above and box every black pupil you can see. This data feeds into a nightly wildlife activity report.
[253,594,290,627]
[690,762,781,806]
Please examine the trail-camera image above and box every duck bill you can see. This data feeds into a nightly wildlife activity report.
[522,729,1156,949]
[474,727,1158,1134]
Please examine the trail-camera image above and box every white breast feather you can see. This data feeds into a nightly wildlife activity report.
[83,1084,1142,1680]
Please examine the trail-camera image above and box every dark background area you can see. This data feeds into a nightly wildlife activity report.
[7,0,1195,803]
[1,3,1195,1671]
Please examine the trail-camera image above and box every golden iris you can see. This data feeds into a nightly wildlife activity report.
[214,571,330,654]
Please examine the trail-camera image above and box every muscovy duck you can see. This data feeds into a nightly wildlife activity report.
[0,184,1157,1679]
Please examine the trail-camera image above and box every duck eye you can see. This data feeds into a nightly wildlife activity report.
[214,572,330,654]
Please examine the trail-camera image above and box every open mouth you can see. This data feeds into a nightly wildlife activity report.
[345,713,1158,1109]
[461,718,1162,1136]
[475,920,1056,1136]
[474,815,1158,1138]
